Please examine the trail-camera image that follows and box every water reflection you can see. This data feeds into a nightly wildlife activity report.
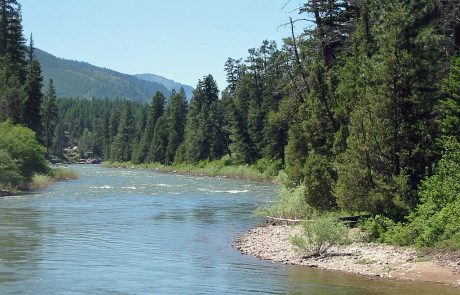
[0,207,46,283]
[287,265,460,295]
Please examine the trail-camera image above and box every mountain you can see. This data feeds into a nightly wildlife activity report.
[135,73,194,99]
[35,49,193,102]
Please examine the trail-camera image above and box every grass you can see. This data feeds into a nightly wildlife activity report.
[255,183,316,219]
[27,167,79,191]
[102,160,276,183]
[50,167,79,180]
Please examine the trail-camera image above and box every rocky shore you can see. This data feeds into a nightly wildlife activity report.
[0,189,13,197]
[234,224,460,287]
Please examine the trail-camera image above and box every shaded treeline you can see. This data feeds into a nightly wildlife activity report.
[0,0,56,188]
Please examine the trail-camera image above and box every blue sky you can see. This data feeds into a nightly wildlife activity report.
[21,0,303,89]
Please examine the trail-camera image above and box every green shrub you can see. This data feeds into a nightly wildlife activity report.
[29,174,52,190]
[405,137,460,249]
[254,158,283,177]
[360,215,397,242]
[303,152,336,211]
[291,215,352,256]
[0,149,23,189]
[0,121,48,187]
[255,184,316,219]
[50,167,79,180]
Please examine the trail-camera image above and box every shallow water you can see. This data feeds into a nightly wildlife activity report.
[0,165,459,294]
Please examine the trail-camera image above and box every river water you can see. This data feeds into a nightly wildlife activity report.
[0,165,459,294]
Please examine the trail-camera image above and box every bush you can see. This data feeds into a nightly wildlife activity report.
[404,137,460,249]
[291,215,352,256]
[254,158,283,177]
[303,152,336,211]
[0,121,48,182]
[361,137,460,249]
[0,149,23,189]
[255,184,316,219]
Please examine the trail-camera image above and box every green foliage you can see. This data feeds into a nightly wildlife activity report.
[28,167,78,191]
[34,49,171,103]
[291,215,352,256]
[401,137,460,249]
[253,158,282,177]
[0,121,48,183]
[255,184,316,220]
[23,58,44,138]
[359,215,398,243]
[0,149,22,189]
[134,91,166,163]
[303,152,336,211]
[41,78,58,153]
[182,75,224,163]
[50,167,79,180]
[439,56,460,141]
[111,101,135,161]
[103,157,273,183]
[164,89,188,164]
[78,128,94,157]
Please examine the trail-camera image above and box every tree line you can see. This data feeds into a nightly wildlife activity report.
[0,0,57,188]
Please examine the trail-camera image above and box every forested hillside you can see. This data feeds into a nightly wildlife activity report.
[35,49,169,102]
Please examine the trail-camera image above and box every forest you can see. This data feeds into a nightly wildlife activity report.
[1,0,460,249]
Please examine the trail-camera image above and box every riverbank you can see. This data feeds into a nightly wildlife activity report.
[26,167,79,190]
[102,161,277,183]
[234,224,460,288]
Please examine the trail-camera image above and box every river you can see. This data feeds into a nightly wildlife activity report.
[0,165,459,294]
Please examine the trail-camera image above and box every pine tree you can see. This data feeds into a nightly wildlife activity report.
[52,120,65,158]
[0,0,27,82]
[23,58,43,138]
[182,75,222,163]
[335,0,443,217]
[439,56,460,141]
[148,116,168,163]
[41,78,58,154]
[164,89,188,164]
[134,91,165,163]
[111,101,135,162]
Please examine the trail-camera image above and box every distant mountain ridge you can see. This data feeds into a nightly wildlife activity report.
[35,49,193,102]
[135,73,194,100]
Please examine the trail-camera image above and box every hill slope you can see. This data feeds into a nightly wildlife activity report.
[135,73,194,99]
[35,49,192,102]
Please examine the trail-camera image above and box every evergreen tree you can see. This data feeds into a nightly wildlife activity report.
[149,116,168,163]
[111,101,135,162]
[335,0,443,217]
[164,89,188,164]
[182,75,222,163]
[41,78,58,154]
[439,56,460,141]
[23,58,43,138]
[78,128,93,158]
[0,0,27,82]
[52,120,65,157]
[134,91,165,163]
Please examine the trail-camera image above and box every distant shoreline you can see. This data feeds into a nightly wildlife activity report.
[234,224,460,288]
[101,161,276,184]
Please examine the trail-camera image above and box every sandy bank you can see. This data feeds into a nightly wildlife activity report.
[234,224,460,288]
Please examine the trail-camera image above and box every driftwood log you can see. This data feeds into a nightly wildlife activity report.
[265,215,371,227]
